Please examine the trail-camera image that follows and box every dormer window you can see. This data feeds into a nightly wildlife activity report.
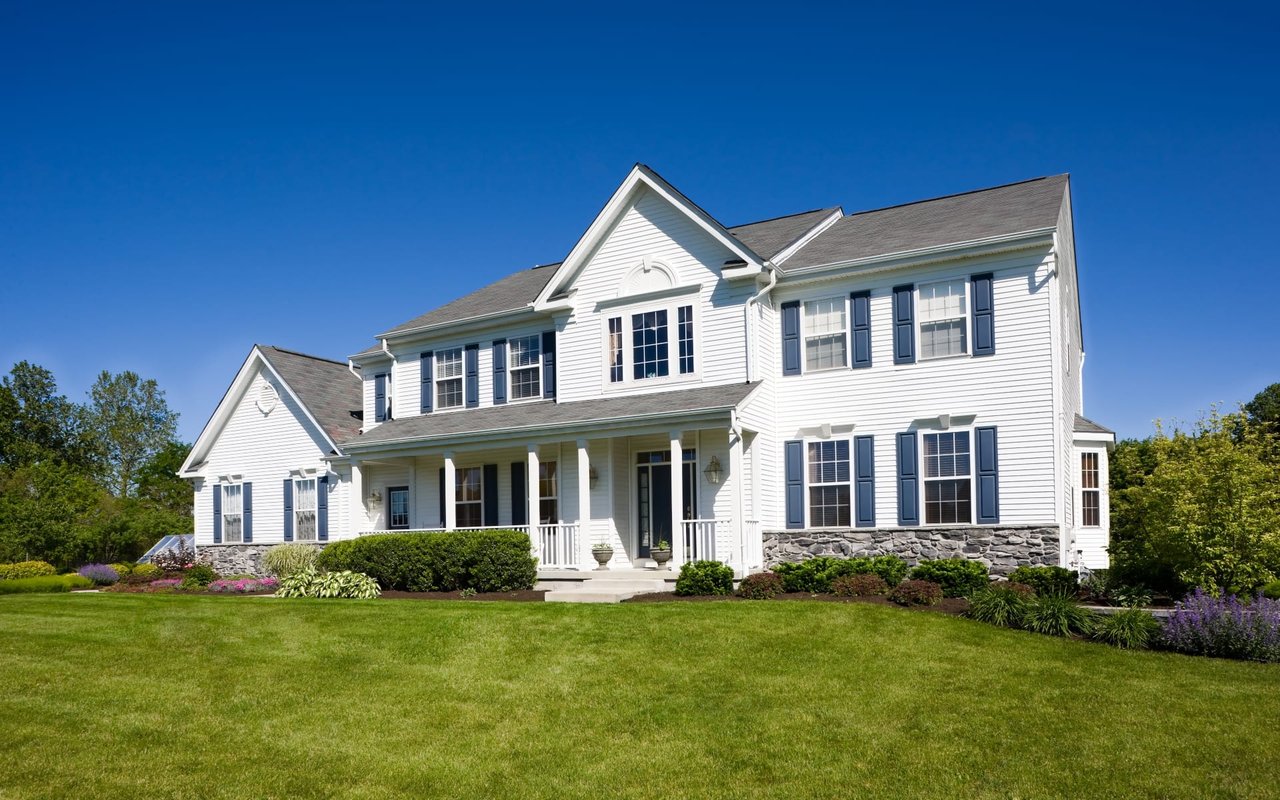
[603,302,697,387]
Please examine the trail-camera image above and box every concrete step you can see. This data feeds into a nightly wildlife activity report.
[543,578,671,603]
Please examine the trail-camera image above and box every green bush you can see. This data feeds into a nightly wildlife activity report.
[771,555,909,594]
[108,562,133,577]
[131,563,161,579]
[832,573,888,597]
[967,584,1033,628]
[889,579,943,606]
[735,572,783,600]
[864,555,910,587]
[0,575,94,594]
[180,564,218,589]
[1022,593,1097,637]
[1092,607,1160,649]
[675,561,734,596]
[1262,580,1280,600]
[275,568,381,599]
[1007,566,1079,597]
[317,530,536,592]
[910,559,990,598]
[0,561,57,580]
[263,543,320,578]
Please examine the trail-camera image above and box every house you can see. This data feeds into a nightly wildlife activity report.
[180,165,1114,580]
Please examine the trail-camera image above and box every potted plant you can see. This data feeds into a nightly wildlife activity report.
[651,540,673,569]
[591,540,614,570]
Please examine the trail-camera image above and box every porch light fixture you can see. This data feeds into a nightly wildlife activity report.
[367,490,382,507]
[703,456,723,485]
[589,466,599,489]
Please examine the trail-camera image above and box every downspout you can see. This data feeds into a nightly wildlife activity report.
[743,265,778,383]
[347,360,359,380]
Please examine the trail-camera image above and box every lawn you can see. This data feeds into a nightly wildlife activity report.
[1,596,1277,800]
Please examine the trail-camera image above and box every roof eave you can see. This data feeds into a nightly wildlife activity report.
[780,227,1058,280]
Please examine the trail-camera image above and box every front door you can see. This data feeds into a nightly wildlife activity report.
[636,449,698,558]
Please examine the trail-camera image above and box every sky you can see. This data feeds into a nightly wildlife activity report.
[1,1,1277,443]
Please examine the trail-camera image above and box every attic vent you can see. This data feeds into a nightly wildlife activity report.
[722,258,748,270]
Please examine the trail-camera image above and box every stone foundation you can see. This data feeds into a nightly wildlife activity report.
[762,525,1061,576]
[197,543,323,577]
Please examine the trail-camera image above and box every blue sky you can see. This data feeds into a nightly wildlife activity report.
[2,1,1276,443]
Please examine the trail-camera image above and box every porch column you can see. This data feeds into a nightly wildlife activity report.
[350,459,366,534]
[670,431,684,568]
[577,438,591,568]
[527,445,541,564]
[729,429,745,571]
[443,451,456,530]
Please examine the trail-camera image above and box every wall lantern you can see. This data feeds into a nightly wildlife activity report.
[703,455,723,485]
[588,466,599,489]
[367,490,382,508]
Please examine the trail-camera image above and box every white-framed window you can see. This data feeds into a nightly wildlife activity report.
[607,317,623,383]
[922,431,972,524]
[804,297,848,371]
[539,461,558,524]
[456,467,482,527]
[807,440,851,527]
[677,305,695,374]
[509,335,541,400]
[918,279,968,359]
[294,478,317,541]
[605,303,696,386]
[436,347,464,409]
[387,485,410,530]
[632,309,670,380]
[1080,452,1100,527]
[222,483,244,543]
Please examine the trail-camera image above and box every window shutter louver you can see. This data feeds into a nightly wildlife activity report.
[438,467,446,528]
[851,291,872,368]
[855,435,875,527]
[242,482,253,542]
[492,340,507,405]
[317,475,329,540]
[511,462,527,526]
[975,426,1000,524]
[464,344,479,408]
[542,331,556,399]
[892,285,915,364]
[483,464,498,526]
[784,440,804,529]
[283,479,294,542]
[374,373,387,422]
[896,431,919,526]
[420,352,433,413]
[971,273,995,356]
[781,301,801,376]
[212,486,222,543]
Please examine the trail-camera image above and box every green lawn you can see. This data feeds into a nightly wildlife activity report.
[1,596,1277,800]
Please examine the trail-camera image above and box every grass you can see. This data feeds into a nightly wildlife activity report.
[1,596,1278,800]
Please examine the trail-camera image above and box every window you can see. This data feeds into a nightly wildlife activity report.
[387,486,410,530]
[455,467,482,527]
[222,484,243,543]
[436,347,464,409]
[294,478,317,540]
[923,431,972,524]
[607,317,623,383]
[918,279,968,359]
[539,461,558,524]
[804,298,847,371]
[632,310,669,380]
[677,305,694,374]
[509,335,541,400]
[1081,452,1100,527]
[807,441,851,527]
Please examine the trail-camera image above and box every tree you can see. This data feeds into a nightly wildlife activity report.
[0,461,110,568]
[135,440,194,518]
[86,371,178,498]
[0,362,96,469]
[1245,382,1280,433]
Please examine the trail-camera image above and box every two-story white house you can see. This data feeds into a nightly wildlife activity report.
[181,165,1114,578]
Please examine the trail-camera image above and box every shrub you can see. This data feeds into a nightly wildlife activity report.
[1159,589,1280,662]
[76,564,120,585]
[1007,566,1078,597]
[151,539,196,572]
[865,555,910,587]
[108,563,133,577]
[317,530,536,592]
[771,555,908,594]
[148,579,182,590]
[275,568,381,599]
[1093,608,1161,649]
[131,563,161,580]
[0,561,57,580]
[967,584,1033,628]
[675,561,734,596]
[735,572,783,600]
[889,579,943,606]
[263,543,320,578]
[1022,593,1097,637]
[832,573,888,598]
[1262,580,1280,600]
[180,564,218,589]
[0,575,94,594]
[910,559,990,598]
[208,578,280,594]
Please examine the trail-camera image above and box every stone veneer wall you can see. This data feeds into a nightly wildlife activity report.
[197,544,323,577]
[763,525,1061,575]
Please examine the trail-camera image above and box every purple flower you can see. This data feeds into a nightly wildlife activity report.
[77,564,120,585]
[1161,588,1280,662]
[148,578,182,589]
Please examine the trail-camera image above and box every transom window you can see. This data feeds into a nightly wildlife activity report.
[294,478,317,540]
[918,279,968,359]
[808,440,851,527]
[632,309,670,380]
[1080,452,1100,527]
[923,431,972,524]
[436,347,464,409]
[607,317,623,383]
[509,335,541,400]
[539,461,558,524]
[804,298,848,371]
[387,486,409,530]
[222,484,244,543]
[455,467,482,527]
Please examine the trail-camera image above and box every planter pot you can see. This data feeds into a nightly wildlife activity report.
[592,548,614,570]
[651,548,673,569]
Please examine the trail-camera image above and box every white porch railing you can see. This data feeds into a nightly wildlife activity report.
[682,519,722,562]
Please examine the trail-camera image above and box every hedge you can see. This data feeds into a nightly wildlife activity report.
[0,575,95,594]
[316,529,537,592]
[0,561,57,580]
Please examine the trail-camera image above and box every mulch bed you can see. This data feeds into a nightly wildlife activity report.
[379,590,548,602]
[624,591,969,615]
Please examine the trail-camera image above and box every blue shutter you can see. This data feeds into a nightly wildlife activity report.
[420,352,433,413]
[482,464,499,525]
[511,462,527,526]
[781,301,801,376]
[975,426,1000,524]
[541,331,556,399]
[854,435,875,527]
[464,344,479,408]
[374,373,387,422]
[283,479,294,542]
[851,291,871,369]
[492,339,507,405]
[971,273,995,356]
[896,432,919,526]
[242,482,253,542]
[892,285,915,364]
[317,475,329,540]
[438,467,446,527]
[212,486,222,543]
[784,440,804,529]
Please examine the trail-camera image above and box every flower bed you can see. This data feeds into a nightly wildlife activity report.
[208,578,279,594]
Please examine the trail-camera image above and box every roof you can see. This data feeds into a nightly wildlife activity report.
[375,263,561,340]
[1074,414,1115,435]
[727,208,838,260]
[257,346,364,443]
[784,175,1069,269]
[344,382,759,448]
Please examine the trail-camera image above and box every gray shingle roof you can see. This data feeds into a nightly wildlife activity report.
[727,208,838,260]
[258,346,364,445]
[343,382,759,448]
[376,262,561,339]
[1074,414,1115,435]
[783,175,1069,269]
